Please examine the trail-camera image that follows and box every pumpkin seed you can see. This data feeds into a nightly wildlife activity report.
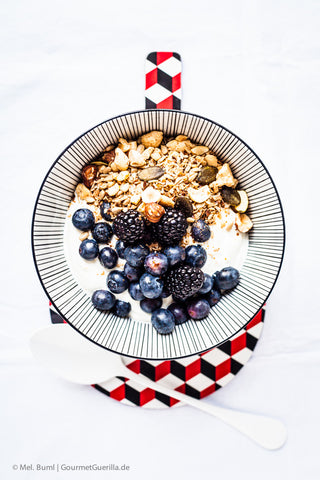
[138,166,165,181]
[174,196,193,218]
[197,166,218,185]
[221,186,241,206]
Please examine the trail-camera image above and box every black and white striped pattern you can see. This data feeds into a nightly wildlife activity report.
[32,110,285,360]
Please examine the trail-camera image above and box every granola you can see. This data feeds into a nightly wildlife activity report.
[76,131,252,233]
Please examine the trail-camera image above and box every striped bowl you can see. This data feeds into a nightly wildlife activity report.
[32,110,285,360]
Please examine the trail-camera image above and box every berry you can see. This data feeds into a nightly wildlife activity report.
[163,246,186,267]
[153,209,188,246]
[115,240,127,259]
[140,297,162,313]
[161,287,171,298]
[139,273,164,299]
[198,273,214,294]
[191,219,211,243]
[91,290,116,310]
[151,309,175,334]
[113,299,131,317]
[185,244,207,268]
[205,289,221,306]
[216,267,240,290]
[143,224,156,245]
[107,270,129,294]
[129,282,145,301]
[144,253,169,276]
[100,201,112,221]
[99,247,118,269]
[113,209,145,244]
[72,208,95,231]
[187,298,210,320]
[79,239,99,260]
[92,222,113,243]
[167,303,189,325]
[124,244,149,268]
[165,264,204,301]
[124,262,142,282]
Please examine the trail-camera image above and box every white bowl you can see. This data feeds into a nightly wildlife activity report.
[32,109,285,360]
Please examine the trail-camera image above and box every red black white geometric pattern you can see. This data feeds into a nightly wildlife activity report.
[49,303,264,409]
[145,52,181,110]
[93,308,265,409]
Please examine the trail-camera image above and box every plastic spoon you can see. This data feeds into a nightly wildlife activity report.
[29,324,287,450]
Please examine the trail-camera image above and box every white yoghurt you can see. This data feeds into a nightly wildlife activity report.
[64,199,248,323]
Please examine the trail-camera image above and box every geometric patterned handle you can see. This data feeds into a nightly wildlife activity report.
[145,52,181,109]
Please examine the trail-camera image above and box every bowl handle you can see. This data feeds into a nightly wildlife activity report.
[145,52,181,110]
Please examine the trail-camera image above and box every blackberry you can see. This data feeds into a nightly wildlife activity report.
[165,264,204,301]
[153,209,187,246]
[113,210,145,245]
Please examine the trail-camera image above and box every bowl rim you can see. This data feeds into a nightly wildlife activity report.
[31,108,286,359]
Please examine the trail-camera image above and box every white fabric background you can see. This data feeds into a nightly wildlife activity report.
[1,0,320,478]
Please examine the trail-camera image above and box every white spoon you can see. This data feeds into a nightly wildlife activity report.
[29,324,287,450]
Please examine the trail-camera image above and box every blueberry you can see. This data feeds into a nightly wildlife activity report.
[140,297,162,313]
[100,201,112,221]
[79,239,99,260]
[113,299,131,317]
[205,289,221,306]
[91,290,116,310]
[163,246,186,267]
[198,273,213,294]
[124,262,143,282]
[124,244,150,267]
[191,219,211,243]
[72,208,95,231]
[167,303,189,325]
[115,240,127,259]
[216,267,240,290]
[92,222,113,243]
[139,273,163,299]
[107,270,129,294]
[99,247,118,269]
[129,282,145,301]
[187,298,210,320]
[185,244,207,268]
[144,253,169,276]
[161,287,171,298]
[151,309,175,334]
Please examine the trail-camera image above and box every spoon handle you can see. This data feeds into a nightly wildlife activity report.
[121,365,286,450]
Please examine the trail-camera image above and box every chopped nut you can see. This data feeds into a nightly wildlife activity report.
[131,194,141,205]
[235,213,253,232]
[110,162,119,172]
[175,134,188,141]
[205,154,218,167]
[141,186,161,204]
[118,138,131,152]
[216,163,238,188]
[79,231,89,241]
[140,131,163,148]
[142,147,154,161]
[151,149,161,161]
[75,183,91,200]
[161,145,168,154]
[129,149,146,167]
[114,148,129,171]
[188,186,211,203]
[159,195,175,207]
[81,164,97,188]
[85,196,95,203]
[107,184,120,196]
[191,146,209,155]
[116,171,130,182]
[166,140,178,150]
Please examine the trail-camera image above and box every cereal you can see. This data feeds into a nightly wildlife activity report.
[74,131,252,230]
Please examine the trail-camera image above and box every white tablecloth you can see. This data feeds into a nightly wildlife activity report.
[1,0,320,478]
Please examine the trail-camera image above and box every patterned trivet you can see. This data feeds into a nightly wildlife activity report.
[48,51,266,408]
